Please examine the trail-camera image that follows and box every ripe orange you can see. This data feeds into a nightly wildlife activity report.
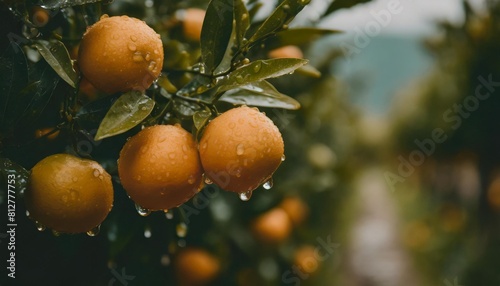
[199,106,284,194]
[279,196,309,225]
[293,246,320,275]
[268,45,304,59]
[78,15,164,94]
[174,248,220,286]
[176,8,206,42]
[252,208,292,244]
[25,154,113,234]
[118,125,203,211]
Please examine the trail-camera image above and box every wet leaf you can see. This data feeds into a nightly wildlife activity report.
[0,42,29,129]
[323,0,372,16]
[33,39,77,88]
[248,0,309,45]
[95,91,155,140]
[11,60,60,129]
[38,0,111,9]
[193,110,212,131]
[157,74,178,94]
[296,64,322,78]
[266,28,341,50]
[173,98,202,118]
[0,157,29,197]
[201,0,234,73]
[234,0,250,48]
[216,58,308,92]
[177,74,213,97]
[220,80,300,110]
[75,94,119,130]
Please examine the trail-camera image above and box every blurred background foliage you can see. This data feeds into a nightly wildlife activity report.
[388,1,500,285]
[1,0,500,285]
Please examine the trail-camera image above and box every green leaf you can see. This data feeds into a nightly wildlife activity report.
[0,157,29,197]
[39,0,111,9]
[173,98,203,118]
[177,74,213,97]
[247,0,310,44]
[193,110,212,131]
[33,39,77,88]
[266,28,341,50]
[296,64,321,78]
[216,58,308,92]
[323,0,372,16]
[95,91,155,140]
[0,42,29,128]
[11,60,60,129]
[157,74,178,94]
[220,80,300,110]
[201,0,234,73]
[234,0,250,48]
[75,94,119,130]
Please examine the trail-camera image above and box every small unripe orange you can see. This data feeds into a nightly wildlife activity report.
[252,208,292,244]
[34,127,60,140]
[175,248,220,286]
[293,246,320,275]
[31,7,51,27]
[279,196,309,225]
[177,8,206,42]
[268,45,304,59]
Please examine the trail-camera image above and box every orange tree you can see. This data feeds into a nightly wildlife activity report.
[0,0,369,284]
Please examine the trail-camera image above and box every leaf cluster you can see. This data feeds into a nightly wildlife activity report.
[0,0,375,162]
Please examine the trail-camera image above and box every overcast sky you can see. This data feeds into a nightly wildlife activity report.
[304,0,488,35]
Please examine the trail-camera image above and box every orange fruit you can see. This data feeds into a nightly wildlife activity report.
[402,220,431,250]
[177,8,206,42]
[252,208,292,244]
[307,143,336,169]
[78,15,164,94]
[118,125,203,211]
[175,248,220,286]
[199,106,284,194]
[268,45,304,59]
[293,246,320,275]
[488,176,500,211]
[25,154,113,234]
[34,127,60,140]
[78,77,100,101]
[31,7,50,28]
[279,196,309,225]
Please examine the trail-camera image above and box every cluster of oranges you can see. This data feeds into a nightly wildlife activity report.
[25,15,286,235]
[26,106,284,234]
